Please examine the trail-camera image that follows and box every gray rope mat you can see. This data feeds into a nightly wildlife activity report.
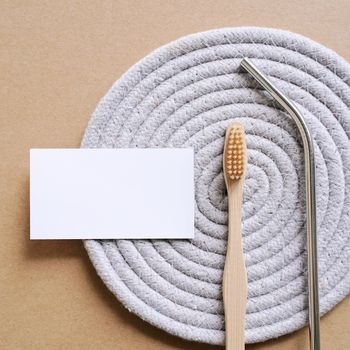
[81,27,350,345]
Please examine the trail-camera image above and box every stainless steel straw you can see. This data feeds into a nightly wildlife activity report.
[240,58,320,350]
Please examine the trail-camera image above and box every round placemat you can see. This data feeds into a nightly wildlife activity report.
[81,27,350,345]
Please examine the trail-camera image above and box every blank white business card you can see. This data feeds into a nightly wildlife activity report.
[30,148,194,240]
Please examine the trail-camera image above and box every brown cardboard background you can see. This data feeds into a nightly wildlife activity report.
[1,1,349,349]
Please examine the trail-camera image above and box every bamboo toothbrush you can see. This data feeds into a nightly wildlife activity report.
[222,122,248,350]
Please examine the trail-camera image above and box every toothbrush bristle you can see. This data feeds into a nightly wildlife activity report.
[224,124,246,181]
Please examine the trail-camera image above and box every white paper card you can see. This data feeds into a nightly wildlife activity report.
[30,148,194,240]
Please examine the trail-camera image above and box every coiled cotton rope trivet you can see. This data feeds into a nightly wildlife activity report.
[81,27,350,345]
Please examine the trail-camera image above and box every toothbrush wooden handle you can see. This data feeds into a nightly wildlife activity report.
[223,184,247,350]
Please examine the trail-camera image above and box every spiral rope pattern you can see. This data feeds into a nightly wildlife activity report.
[81,28,350,344]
